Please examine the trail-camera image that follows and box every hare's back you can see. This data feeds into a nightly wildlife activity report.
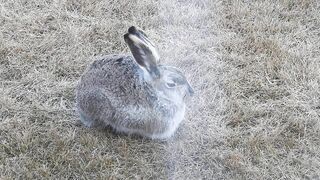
[78,54,147,103]
[84,55,139,83]
[89,55,138,75]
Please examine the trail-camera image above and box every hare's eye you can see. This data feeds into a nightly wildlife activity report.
[166,82,176,88]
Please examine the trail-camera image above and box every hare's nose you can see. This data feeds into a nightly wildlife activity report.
[188,85,194,96]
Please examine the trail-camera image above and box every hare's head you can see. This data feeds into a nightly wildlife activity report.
[124,26,194,102]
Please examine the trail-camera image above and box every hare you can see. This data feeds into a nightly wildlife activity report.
[76,26,194,139]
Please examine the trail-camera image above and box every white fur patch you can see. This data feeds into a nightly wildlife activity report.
[154,104,186,139]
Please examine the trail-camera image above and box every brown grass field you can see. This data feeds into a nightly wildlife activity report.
[1,0,319,179]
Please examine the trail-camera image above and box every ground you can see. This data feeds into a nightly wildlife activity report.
[0,0,319,179]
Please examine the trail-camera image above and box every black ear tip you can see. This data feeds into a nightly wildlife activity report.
[128,26,137,34]
[124,33,129,42]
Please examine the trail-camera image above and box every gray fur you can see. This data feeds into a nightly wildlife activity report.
[76,26,193,139]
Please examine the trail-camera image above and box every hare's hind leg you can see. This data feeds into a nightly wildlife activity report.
[77,89,114,128]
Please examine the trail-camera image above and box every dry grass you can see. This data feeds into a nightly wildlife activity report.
[1,0,319,179]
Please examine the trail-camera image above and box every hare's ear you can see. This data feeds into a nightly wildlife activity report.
[124,26,160,79]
